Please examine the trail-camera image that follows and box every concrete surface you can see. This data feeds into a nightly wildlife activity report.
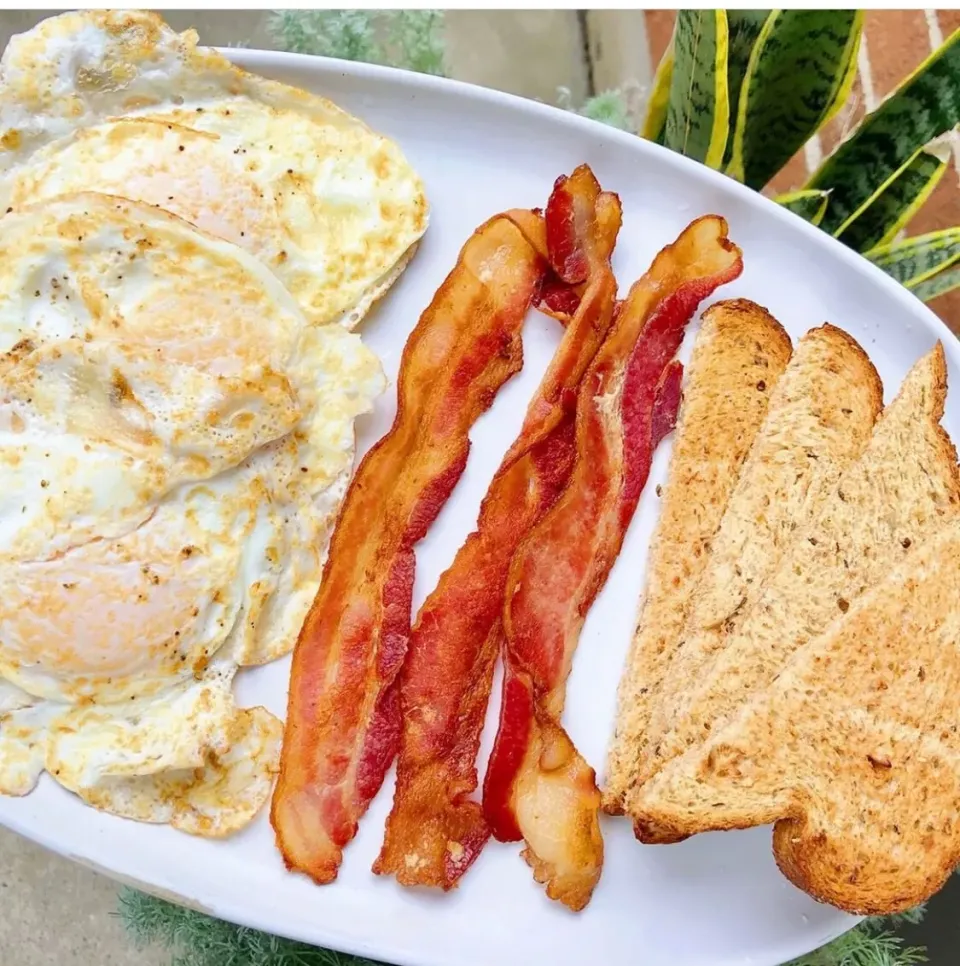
[0,9,646,965]
[0,10,592,106]
[445,9,589,105]
[0,826,165,965]
[585,10,652,99]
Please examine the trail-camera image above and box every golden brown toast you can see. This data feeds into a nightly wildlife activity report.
[633,516,960,914]
[629,344,959,839]
[603,299,792,814]
[630,324,882,805]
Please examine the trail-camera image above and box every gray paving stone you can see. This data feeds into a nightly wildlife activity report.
[0,826,166,964]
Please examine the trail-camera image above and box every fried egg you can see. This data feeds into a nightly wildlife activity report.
[0,193,385,833]
[0,9,428,329]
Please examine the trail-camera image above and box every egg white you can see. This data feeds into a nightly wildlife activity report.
[0,193,385,833]
[0,9,429,329]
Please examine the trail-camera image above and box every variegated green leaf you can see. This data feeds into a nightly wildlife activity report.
[642,41,674,144]
[727,10,862,189]
[775,189,831,225]
[664,10,730,167]
[868,228,960,287]
[837,144,949,252]
[910,263,960,302]
[810,27,960,235]
[721,10,771,167]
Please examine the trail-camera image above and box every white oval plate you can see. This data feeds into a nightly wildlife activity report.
[1,51,955,966]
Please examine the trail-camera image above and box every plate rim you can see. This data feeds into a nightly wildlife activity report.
[232,47,958,355]
[227,51,958,963]
[2,46,953,966]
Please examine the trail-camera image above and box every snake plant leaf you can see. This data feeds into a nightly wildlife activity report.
[775,188,831,225]
[642,41,674,144]
[910,263,960,303]
[722,10,771,167]
[869,228,960,287]
[836,143,950,252]
[810,27,960,236]
[727,10,862,189]
[664,10,730,167]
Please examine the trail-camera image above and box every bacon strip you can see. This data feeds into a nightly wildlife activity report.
[651,359,684,447]
[373,167,622,890]
[272,214,547,885]
[482,216,743,911]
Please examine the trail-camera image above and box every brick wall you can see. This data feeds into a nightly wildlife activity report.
[644,10,960,334]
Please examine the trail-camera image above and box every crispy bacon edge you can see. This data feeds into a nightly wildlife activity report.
[482,216,744,912]
[373,166,622,890]
[271,213,547,885]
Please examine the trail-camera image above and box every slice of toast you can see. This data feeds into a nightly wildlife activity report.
[603,299,792,814]
[635,324,882,796]
[629,344,960,836]
[634,516,960,914]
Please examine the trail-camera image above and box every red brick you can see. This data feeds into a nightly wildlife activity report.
[904,168,960,236]
[644,10,676,66]
[766,148,810,196]
[935,9,960,40]
[864,10,932,100]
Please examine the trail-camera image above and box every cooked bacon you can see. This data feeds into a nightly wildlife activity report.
[538,279,583,320]
[373,166,622,890]
[482,215,743,911]
[546,171,591,283]
[651,360,684,447]
[272,214,547,885]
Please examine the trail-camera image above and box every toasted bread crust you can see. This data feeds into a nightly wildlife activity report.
[635,324,882,801]
[772,811,957,916]
[602,299,792,813]
[629,345,960,914]
[636,517,960,914]
[634,344,957,811]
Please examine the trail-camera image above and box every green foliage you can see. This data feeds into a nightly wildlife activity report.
[910,263,960,302]
[809,28,960,236]
[641,10,960,304]
[269,10,378,62]
[789,915,927,966]
[579,90,631,130]
[642,42,674,142]
[118,889,380,966]
[867,905,927,930]
[267,10,446,76]
[867,228,960,287]
[119,887,930,966]
[558,86,631,131]
[776,189,831,226]
[727,10,861,189]
[664,10,730,166]
[721,10,770,166]
[384,10,445,77]
[837,145,949,252]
